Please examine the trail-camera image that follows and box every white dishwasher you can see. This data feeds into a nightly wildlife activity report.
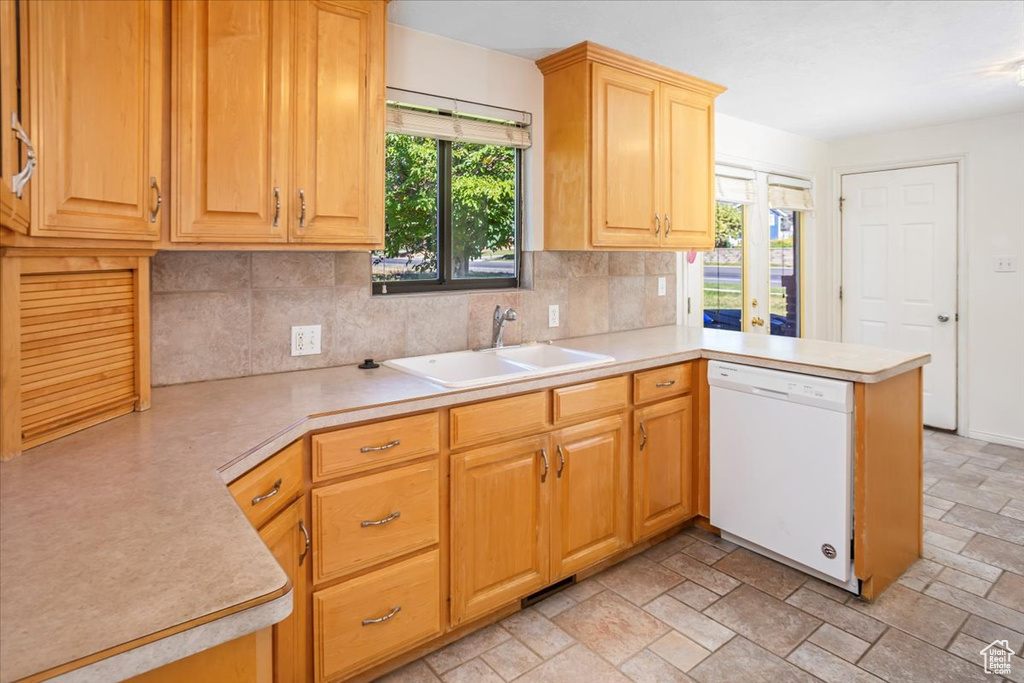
[708,361,858,593]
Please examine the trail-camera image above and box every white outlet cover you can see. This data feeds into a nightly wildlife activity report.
[291,325,322,356]
[994,255,1018,273]
[548,304,560,328]
[658,276,667,296]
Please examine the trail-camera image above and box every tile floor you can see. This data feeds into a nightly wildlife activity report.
[380,431,1024,683]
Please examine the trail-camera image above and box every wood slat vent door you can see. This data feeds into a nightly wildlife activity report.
[19,270,138,448]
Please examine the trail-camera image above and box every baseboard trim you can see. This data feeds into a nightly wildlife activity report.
[964,429,1024,449]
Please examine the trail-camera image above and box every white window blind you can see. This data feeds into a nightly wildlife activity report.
[386,105,532,149]
[767,174,814,211]
[715,165,756,204]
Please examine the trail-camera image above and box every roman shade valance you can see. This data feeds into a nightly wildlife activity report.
[715,165,756,204]
[386,105,532,149]
[767,174,814,211]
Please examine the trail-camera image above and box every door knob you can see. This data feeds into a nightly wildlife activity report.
[937,314,950,322]
[751,316,766,327]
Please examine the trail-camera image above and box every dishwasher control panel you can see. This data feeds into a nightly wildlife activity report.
[708,361,854,413]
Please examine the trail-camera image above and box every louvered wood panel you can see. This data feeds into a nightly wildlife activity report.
[19,271,138,448]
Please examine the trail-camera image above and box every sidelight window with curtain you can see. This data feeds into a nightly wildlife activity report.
[372,91,531,294]
[766,174,813,338]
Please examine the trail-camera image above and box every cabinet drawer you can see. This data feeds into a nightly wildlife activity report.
[312,413,439,482]
[312,460,439,584]
[229,440,303,529]
[552,376,628,425]
[450,391,548,450]
[634,363,692,404]
[314,550,441,682]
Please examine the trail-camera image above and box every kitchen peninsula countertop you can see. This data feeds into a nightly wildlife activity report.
[0,325,929,682]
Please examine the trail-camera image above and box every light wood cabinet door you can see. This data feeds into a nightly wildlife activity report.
[591,63,660,249]
[259,496,310,683]
[633,396,695,541]
[29,0,163,240]
[659,84,714,250]
[172,0,290,243]
[0,0,30,233]
[551,414,630,578]
[126,629,272,683]
[450,434,550,625]
[291,0,384,245]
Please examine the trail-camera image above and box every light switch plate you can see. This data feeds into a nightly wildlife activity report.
[548,304,560,328]
[994,255,1018,273]
[291,325,322,356]
[657,276,667,296]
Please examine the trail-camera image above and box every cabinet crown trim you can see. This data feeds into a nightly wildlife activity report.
[535,41,727,96]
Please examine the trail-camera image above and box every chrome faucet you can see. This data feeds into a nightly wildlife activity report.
[492,305,518,348]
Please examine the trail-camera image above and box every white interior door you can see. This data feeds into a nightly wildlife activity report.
[841,164,958,429]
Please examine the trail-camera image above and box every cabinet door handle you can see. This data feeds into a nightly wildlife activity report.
[556,444,565,478]
[362,605,401,626]
[298,189,306,227]
[361,511,401,527]
[655,380,676,388]
[639,421,648,451]
[540,448,549,483]
[665,214,672,235]
[273,187,281,227]
[298,519,310,566]
[251,478,282,506]
[654,213,661,236]
[10,112,36,198]
[361,439,400,453]
[149,177,162,223]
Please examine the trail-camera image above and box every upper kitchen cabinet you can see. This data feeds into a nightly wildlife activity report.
[29,0,164,241]
[171,0,385,247]
[0,0,31,233]
[537,42,724,252]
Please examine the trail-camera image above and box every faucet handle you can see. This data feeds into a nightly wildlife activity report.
[504,307,518,321]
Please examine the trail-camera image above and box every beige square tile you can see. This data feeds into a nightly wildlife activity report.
[644,275,676,327]
[849,583,968,646]
[480,638,541,681]
[424,624,511,674]
[376,659,441,682]
[787,642,883,683]
[704,585,821,657]
[661,552,741,596]
[989,570,1024,612]
[500,607,575,659]
[680,540,728,565]
[404,294,469,356]
[645,252,676,275]
[785,587,886,642]
[251,252,334,288]
[858,628,990,683]
[619,649,694,683]
[594,556,684,606]
[514,644,630,683]
[667,580,721,611]
[250,287,335,374]
[440,658,503,683]
[151,291,251,385]
[553,591,668,664]
[334,286,406,365]
[608,252,646,276]
[688,637,817,683]
[648,630,710,672]
[151,251,250,292]
[565,251,609,278]
[608,276,646,332]
[923,581,1024,632]
[518,279,570,342]
[466,291,521,350]
[568,276,610,337]
[335,251,371,285]
[531,252,567,281]
[642,595,735,651]
[712,548,807,600]
[806,623,871,663]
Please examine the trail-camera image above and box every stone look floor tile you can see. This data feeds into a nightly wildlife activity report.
[946,633,1024,683]
[935,567,994,596]
[679,540,729,565]
[424,624,510,674]
[787,642,884,682]
[643,595,736,651]
[642,532,698,562]
[849,583,968,646]
[924,581,1024,632]
[688,636,817,683]
[928,481,1010,512]
[712,548,809,600]
[961,533,1024,574]
[923,494,956,511]
[923,544,1004,581]
[661,552,741,596]
[595,555,685,606]
[983,442,1024,458]
[988,570,1024,612]
[376,659,441,682]
[560,578,605,602]
[532,591,576,619]
[648,630,711,672]
[667,580,721,611]
[806,622,872,663]
[943,504,1024,544]
[960,614,1024,653]
[553,591,669,665]
[499,608,575,659]
[683,527,739,552]
[802,577,855,603]
[896,558,946,592]
[704,584,821,657]
[785,586,887,642]
[514,644,631,683]
[480,638,541,681]
[858,628,990,683]
[439,658,503,683]
[619,649,695,683]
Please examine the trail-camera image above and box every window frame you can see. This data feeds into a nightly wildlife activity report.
[372,137,523,295]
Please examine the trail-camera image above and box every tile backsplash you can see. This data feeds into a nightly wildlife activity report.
[150,250,677,386]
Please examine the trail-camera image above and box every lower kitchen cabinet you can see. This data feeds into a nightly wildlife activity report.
[450,434,551,625]
[633,395,695,540]
[313,550,441,682]
[550,414,630,577]
[258,497,310,683]
[125,628,272,683]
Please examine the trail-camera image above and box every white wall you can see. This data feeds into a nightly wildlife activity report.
[827,112,1024,447]
[387,24,545,250]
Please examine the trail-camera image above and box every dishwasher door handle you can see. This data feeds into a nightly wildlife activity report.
[751,387,789,399]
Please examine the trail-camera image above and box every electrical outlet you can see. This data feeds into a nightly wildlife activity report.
[548,304,560,328]
[994,255,1018,273]
[658,276,667,296]
[290,325,322,356]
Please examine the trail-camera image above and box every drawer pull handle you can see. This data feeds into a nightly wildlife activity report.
[540,448,549,483]
[556,444,566,478]
[251,479,282,506]
[361,439,401,453]
[361,511,401,527]
[639,421,648,451]
[362,605,401,626]
[298,519,310,565]
[655,380,676,388]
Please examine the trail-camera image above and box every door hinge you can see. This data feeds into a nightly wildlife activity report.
[839,196,845,213]
[839,286,843,300]
[687,296,692,315]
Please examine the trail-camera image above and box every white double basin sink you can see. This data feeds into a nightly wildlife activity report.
[384,343,615,388]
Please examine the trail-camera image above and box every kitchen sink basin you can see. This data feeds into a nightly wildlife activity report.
[384,344,615,388]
